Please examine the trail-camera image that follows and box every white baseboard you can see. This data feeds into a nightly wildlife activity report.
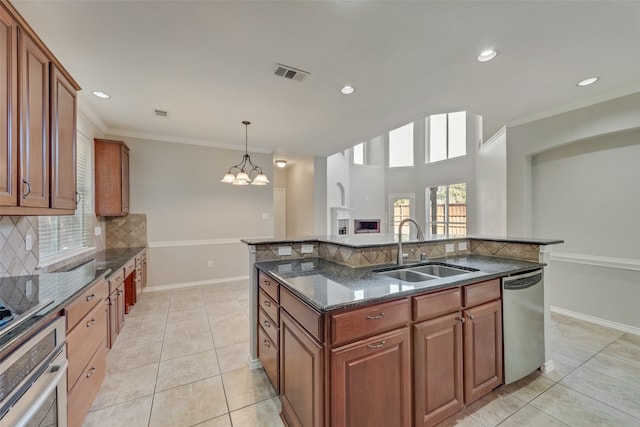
[541,360,555,374]
[249,356,262,370]
[143,275,249,292]
[551,306,640,335]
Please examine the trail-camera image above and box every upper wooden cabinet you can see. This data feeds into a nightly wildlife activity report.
[94,138,130,216]
[0,0,80,215]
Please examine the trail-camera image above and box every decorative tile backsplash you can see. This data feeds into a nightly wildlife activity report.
[106,214,147,248]
[0,216,39,277]
[469,240,540,262]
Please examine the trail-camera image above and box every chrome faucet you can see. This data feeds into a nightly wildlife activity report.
[397,218,424,265]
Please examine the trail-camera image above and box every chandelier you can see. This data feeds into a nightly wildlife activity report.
[221,121,270,186]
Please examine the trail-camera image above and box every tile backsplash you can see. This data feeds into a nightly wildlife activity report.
[106,214,147,248]
[0,216,39,277]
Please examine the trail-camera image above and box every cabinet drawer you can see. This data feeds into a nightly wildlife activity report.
[259,289,279,324]
[259,307,279,346]
[67,342,107,427]
[65,279,108,332]
[124,259,136,278]
[413,287,462,321]
[258,325,279,392]
[463,279,501,307]
[108,269,124,294]
[258,270,279,303]
[67,301,108,391]
[281,287,322,342]
[331,298,410,346]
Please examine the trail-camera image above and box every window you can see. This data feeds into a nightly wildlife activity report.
[389,123,414,167]
[426,111,466,163]
[426,183,466,236]
[353,142,364,165]
[389,194,414,237]
[39,132,94,262]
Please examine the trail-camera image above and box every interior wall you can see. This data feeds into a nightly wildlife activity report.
[475,127,507,236]
[350,136,386,227]
[285,157,315,238]
[118,136,274,287]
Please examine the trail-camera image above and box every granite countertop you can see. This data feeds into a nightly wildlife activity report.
[243,234,564,248]
[255,255,543,313]
[0,247,146,359]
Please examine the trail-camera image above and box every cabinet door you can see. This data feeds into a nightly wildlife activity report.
[121,147,129,213]
[107,292,118,348]
[0,7,17,207]
[117,282,125,332]
[18,29,49,208]
[413,312,464,427]
[50,64,77,209]
[280,310,324,427]
[331,327,411,427]
[463,299,503,404]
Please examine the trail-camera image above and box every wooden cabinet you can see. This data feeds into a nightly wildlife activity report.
[0,6,17,206]
[64,278,109,427]
[50,64,77,209]
[413,287,464,426]
[331,327,411,427]
[94,138,130,216]
[280,309,324,427]
[107,269,126,348]
[18,29,49,208]
[0,0,79,215]
[257,271,280,391]
[463,299,503,404]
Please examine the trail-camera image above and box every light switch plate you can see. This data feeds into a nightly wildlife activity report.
[25,234,32,251]
[301,244,314,254]
[458,242,468,251]
[95,226,102,236]
[445,244,455,253]
[261,212,269,220]
[278,246,292,256]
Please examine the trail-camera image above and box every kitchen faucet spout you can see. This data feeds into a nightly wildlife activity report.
[397,218,424,265]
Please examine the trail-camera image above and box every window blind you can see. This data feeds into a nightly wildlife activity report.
[39,132,94,261]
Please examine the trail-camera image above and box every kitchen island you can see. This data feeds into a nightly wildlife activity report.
[243,235,562,427]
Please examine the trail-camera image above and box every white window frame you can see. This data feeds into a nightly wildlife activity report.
[425,183,467,236]
[388,122,414,168]
[389,193,415,236]
[425,111,467,164]
[352,142,365,165]
[38,131,95,267]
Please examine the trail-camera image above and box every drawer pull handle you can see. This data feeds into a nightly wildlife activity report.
[366,312,385,320]
[263,300,271,307]
[86,367,96,378]
[22,180,31,198]
[85,294,96,302]
[263,339,271,348]
[86,319,96,327]
[264,280,271,286]
[263,320,271,328]
[468,314,475,320]
[367,340,386,349]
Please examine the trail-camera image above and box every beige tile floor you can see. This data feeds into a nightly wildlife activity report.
[83,281,640,427]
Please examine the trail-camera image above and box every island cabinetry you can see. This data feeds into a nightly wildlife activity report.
[462,280,502,404]
[280,298,324,427]
[64,278,109,427]
[94,138,130,216]
[257,271,280,391]
[331,326,411,427]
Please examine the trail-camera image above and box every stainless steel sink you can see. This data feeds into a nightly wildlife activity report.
[377,269,437,282]
[375,262,477,282]
[410,265,471,277]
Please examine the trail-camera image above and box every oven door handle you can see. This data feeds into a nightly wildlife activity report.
[14,359,68,427]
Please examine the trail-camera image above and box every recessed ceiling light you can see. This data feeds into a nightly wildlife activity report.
[275,160,287,168]
[340,85,355,95]
[477,49,498,62]
[92,91,111,99]
[577,77,599,87]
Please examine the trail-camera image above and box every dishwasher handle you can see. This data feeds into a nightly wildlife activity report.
[503,271,542,290]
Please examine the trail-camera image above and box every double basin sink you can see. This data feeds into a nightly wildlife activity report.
[374,262,479,282]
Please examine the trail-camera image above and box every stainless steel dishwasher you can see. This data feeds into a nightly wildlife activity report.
[502,269,544,384]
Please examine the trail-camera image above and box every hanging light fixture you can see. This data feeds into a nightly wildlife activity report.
[221,121,270,186]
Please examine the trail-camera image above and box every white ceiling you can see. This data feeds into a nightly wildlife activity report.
[12,0,640,157]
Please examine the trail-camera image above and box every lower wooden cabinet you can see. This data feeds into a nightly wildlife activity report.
[258,324,279,390]
[280,310,324,427]
[413,312,464,427]
[67,342,107,427]
[463,299,503,404]
[331,327,411,427]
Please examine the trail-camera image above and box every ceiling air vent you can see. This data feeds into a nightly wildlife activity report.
[152,108,169,119]
[274,63,310,82]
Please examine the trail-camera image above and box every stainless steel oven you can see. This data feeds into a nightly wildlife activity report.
[0,316,67,427]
